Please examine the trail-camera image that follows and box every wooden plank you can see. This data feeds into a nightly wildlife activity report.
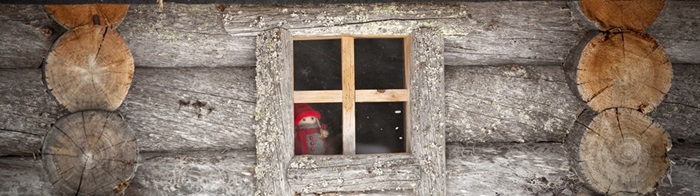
[254,27,294,195]
[293,90,342,103]
[341,36,356,155]
[409,27,446,195]
[0,5,63,69]
[125,150,256,195]
[287,154,419,193]
[355,89,408,102]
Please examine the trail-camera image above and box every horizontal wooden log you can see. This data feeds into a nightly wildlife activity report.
[120,67,256,152]
[1,144,697,195]
[0,5,63,69]
[2,64,698,155]
[124,150,256,195]
[445,65,581,143]
[287,154,419,193]
[2,2,699,68]
[0,69,61,156]
[446,143,700,195]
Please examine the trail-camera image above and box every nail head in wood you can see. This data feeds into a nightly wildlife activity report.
[42,110,138,195]
[44,25,134,112]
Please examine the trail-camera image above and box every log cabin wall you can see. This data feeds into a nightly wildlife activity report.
[0,1,698,195]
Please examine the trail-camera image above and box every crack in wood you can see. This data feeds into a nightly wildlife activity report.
[0,128,42,137]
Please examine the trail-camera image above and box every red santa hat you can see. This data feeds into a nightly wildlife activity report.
[294,103,321,127]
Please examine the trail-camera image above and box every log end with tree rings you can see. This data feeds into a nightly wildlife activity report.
[567,31,672,114]
[567,108,671,195]
[42,110,138,195]
[580,0,665,31]
[44,25,134,112]
[45,4,129,29]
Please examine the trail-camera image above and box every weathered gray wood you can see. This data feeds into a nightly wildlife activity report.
[409,27,447,195]
[0,5,63,69]
[2,64,696,156]
[2,2,699,68]
[254,28,294,195]
[657,145,700,195]
[125,150,256,195]
[652,64,700,144]
[120,67,256,152]
[1,144,697,195]
[120,4,256,67]
[287,154,419,193]
[0,157,52,196]
[445,65,582,143]
[0,69,61,156]
[447,143,587,195]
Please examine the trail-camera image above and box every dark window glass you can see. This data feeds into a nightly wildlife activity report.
[354,38,405,90]
[294,103,342,155]
[355,102,406,154]
[294,39,342,90]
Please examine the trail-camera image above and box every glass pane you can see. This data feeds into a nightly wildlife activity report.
[293,103,342,155]
[356,102,406,154]
[294,39,342,90]
[354,38,406,90]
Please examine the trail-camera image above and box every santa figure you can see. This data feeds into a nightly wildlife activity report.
[294,103,329,155]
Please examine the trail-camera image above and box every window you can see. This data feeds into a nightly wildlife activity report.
[292,36,410,155]
[254,28,446,195]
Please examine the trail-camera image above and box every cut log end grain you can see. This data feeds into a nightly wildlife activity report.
[42,111,138,195]
[570,108,671,195]
[45,4,129,29]
[580,0,664,31]
[45,25,134,112]
[575,31,672,114]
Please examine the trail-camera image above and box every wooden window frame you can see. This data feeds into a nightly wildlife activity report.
[292,35,411,155]
[254,27,445,195]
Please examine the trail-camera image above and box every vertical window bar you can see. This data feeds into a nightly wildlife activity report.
[342,36,356,155]
[403,37,411,152]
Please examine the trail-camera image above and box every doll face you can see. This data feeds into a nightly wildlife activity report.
[298,116,318,126]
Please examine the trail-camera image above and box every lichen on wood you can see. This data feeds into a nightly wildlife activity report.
[409,27,447,196]
[42,110,138,195]
[254,27,294,195]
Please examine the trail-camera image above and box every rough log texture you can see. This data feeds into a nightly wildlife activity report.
[45,25,135,112]
[651,64,700,144]
[254,28,294,195]
[1,64,697,157]
[120,67,256,152]
[0,5,63,69]
[1,144,698,195]
[45,4,129,29]
[124,151,256,195]
[42,110,138,195]
[579,0,664,31]
[445,65,582,143]
[0,69,61,156]
[409,27,447,195]
[1,2,699,68]
[566,108,671,195]
[287,154,419,193]
[564,30,672,114]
